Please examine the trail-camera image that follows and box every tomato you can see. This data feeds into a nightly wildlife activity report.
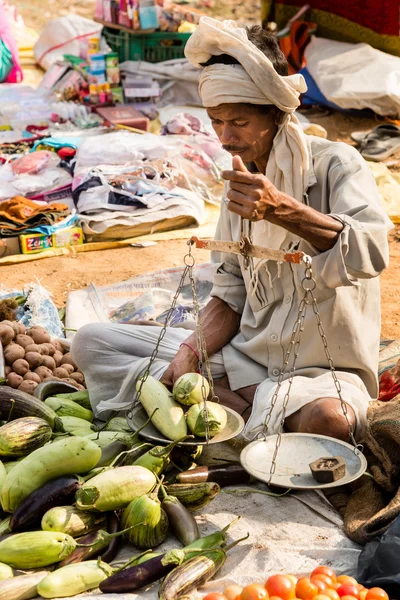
[241,584,269,600]
[336,577,358,587]
[340,596,358,600]
[337,585,360,599]
[310,579,328,594]
[313,595,333,600]
[365,589,389,600]
[312,568,337,583]
[312,575,334,588]
[265,575,296,600]
[296,578,319,600]
[203,594,228,600]
[322,589,340,600]
[224,585,244,600]
[287,576,298,586]
[360,592,368,600]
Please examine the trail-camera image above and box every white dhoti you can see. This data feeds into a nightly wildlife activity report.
[71,323,370,440]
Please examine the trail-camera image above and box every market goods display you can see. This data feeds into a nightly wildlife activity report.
[0,321,86,392]
[202,569,390,600]
[138,374,228,441]
[0,377,256,598]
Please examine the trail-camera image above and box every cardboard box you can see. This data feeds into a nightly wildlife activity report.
[52,226,83,248]
[0,237,21,258]
[95,105,149,131]
[19,226,84,254]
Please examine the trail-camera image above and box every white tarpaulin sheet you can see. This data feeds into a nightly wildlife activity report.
[44,441,361,600]
[305,37,400,117]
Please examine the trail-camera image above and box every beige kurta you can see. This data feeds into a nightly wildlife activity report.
[210,136,392,399]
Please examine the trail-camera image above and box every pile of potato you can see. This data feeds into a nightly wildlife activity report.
[0,321,85,394]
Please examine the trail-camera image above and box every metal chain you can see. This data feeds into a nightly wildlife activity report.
[261,255,358,486]
[129,240,215,443]
[127,245,194,421]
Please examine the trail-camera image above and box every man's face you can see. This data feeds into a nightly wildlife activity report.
[207,103,278,164]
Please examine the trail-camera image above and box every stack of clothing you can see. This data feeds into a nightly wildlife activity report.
[0,196,70,236]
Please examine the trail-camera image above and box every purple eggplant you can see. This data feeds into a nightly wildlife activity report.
[10,475,81,532]
[100,512,121,563]
[177,464,253,487]
[99,551,184,593]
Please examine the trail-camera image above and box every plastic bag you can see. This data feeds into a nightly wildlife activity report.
[34,14,102,70]
[357,514,400,596]
[11,150,53,175]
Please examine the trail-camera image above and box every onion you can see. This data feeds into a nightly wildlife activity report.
[172,373,210,406]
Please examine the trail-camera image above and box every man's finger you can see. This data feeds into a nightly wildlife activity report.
[227,188,256,206]
[229,180,260,196]
[232,155,248,173]
[222,169,257,184]
[227,201,257,220]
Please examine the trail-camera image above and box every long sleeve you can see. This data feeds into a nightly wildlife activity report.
[308,146,393,289]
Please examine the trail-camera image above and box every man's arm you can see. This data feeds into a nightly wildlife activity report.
[224,156,343,251]
[160,296,241,387]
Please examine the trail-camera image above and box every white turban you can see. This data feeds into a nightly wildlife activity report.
[185,17,312,251]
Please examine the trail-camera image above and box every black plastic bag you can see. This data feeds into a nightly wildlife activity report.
[357,513,400,598]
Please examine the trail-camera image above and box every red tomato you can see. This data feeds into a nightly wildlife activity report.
[296,578,319,600]
[311,579,328,594]
[365,589,389,600]
[224,586,244,600]
[203,594,228,600]
[336,577,358,587]
[337,585,360,599]
[322,589,340,600]
[241,584,269,600]
[312,568,337,583]
[312,575,334,588]
[265,575,296,600]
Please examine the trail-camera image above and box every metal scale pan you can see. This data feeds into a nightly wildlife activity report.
[240,432,367,490]
[128,404,245,446]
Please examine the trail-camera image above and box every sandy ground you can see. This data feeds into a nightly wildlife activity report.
[2,0,400,341]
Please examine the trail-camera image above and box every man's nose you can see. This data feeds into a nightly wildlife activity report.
[219,124,238,145]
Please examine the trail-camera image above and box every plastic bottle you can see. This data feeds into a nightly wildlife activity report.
[139,0,159,29]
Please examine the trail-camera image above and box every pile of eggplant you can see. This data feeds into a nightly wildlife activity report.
[0,381,251,599]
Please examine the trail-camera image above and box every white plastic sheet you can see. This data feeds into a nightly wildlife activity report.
[305,37,400,117]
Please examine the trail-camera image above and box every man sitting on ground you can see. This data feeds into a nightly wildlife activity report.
[71,18,391,442]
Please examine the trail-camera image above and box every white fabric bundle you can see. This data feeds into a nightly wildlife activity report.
[185,17,311,251]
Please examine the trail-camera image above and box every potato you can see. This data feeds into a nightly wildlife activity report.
[62,364,75,375]
[44,343,56,356]
[0,324,15,347]
[23,371,41,384]
[53,367,69,379]
[25,344,40,354]
[41,356,56,371]
[52,341,64,353]
[15,335,34,349]
[25,352,43,370]
[53,351,63,367]
[7,373,23,389]
[11,322,26,336]
[12,359,30,376]
[27,326,50,345]
[62,378,82,388]
[18,380,38,394]
[69,372,84,384]
[34,366,53,381]
[60,353,77,370]
[4,366,11,376]
[4,345,25,366]
[38,344,49,356]
[0,320,15,329]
